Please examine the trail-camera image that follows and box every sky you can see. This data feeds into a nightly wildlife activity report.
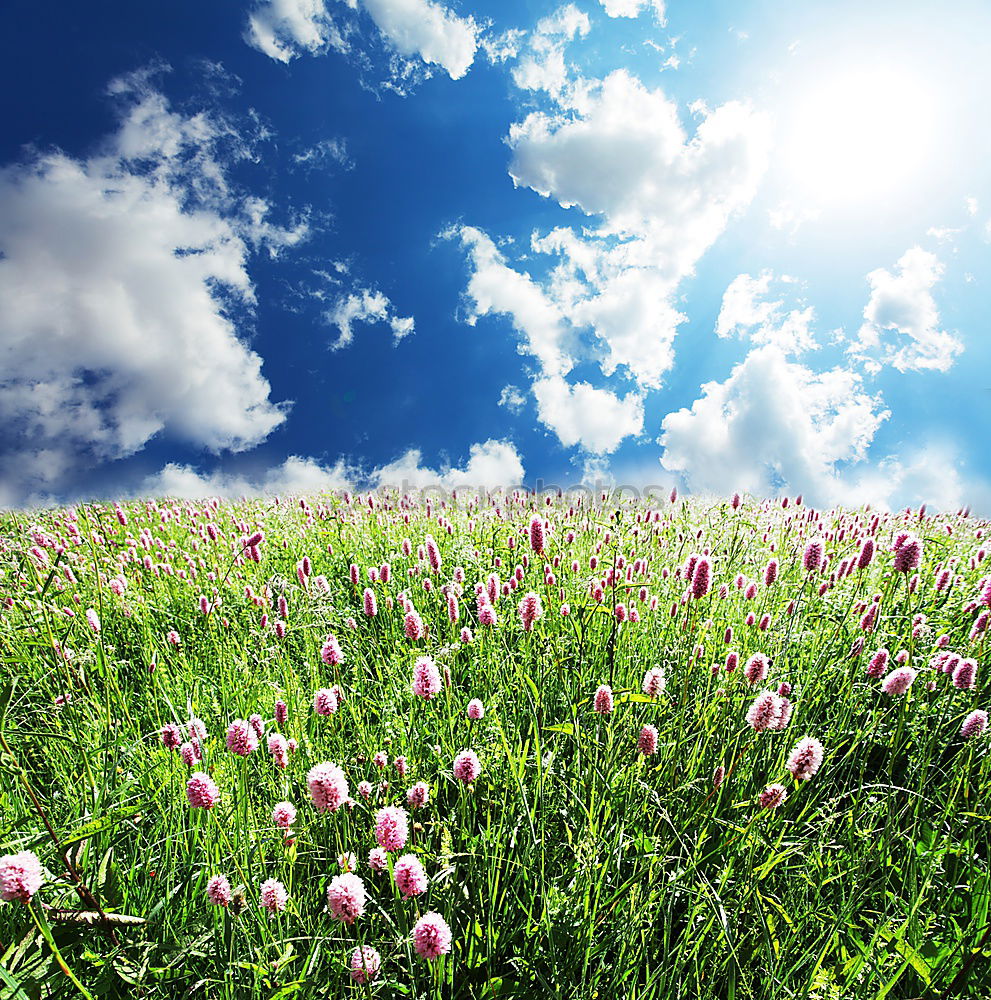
[2,0,990,511]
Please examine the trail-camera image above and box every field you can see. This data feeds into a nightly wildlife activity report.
[1,489,990,999]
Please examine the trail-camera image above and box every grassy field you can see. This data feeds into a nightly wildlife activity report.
[1,489,990,999]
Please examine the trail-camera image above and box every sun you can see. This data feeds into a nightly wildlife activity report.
[779,65,937,205]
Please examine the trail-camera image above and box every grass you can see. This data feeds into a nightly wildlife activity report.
[1,489,990,999]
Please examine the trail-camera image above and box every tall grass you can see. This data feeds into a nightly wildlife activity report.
[1,491,990,999]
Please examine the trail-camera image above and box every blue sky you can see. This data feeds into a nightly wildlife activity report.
[2,0,990,510]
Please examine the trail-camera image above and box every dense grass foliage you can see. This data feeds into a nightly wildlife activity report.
[2,490,991,999]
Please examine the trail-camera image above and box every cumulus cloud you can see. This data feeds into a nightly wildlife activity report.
[598,0,665,21]
[0,71,296,505]
[717,271,816,354]
[245,0,345,62]
[511,4,590,101]
[369,438,525,490]
[498,385,527,413]
[140,455,354,499]
[852,247,962,373]
[246,0,477,80]
[325,287,414,350]
[659,344,889,506]
[361,0,478,80]
[533,376,644,455]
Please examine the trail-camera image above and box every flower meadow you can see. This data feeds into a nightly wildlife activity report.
[1,490,991,999]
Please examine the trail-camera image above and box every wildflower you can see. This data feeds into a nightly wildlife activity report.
[893,535,922,573]
[249,714,265,738]
[725,651,739,673]
[803,540,824,573]
[226,719,259,756]
[374,806,409,852]
[858,539,875,569]
[274,699,288,726]
[759,784,788,809]
[338,852,357,872]
[518,591,543,632]
[350,945,382,984]
[206,874,231,907]
[395,755,408,777]
[691,557,712,600]
[953,658,977,690]
[368,847,388,871]
[186,772,220,809]
[866,648,890,679]
[260,878,288,913]
[404,610,425,640]
[746,691,785,732]
[161,723,183,750]
[307,762,349,812]
[358,781,373,800]
[394,854,429,897]
[786,737,825,781]
[321,634,344,666]
[771,697,793,730]
[272,802,296,829]
[594,684,614,715]
[881,666,917,697]
[327,873,366,923]
[713,765,725,789]
[764,560,778,586]
[467,698,485,719]
[412,656,442,700]
[961,710,989,740]
[314,688,338,716]
[744,653,769,686]
[268,733,289,768]
[407,781,430,809]
[86,608,101,633]
[637,724,658,756]
[0,851,43,903]
[453,749,481,784]
[363,588,378,617]
[642,667,666,698]
[373,751,388,769]
[412,911,453,961]
[179,742,198,767]
[529,516,546,554]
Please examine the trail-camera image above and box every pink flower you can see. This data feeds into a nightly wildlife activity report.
[375,806,409,851]
[350,945,382,984]
[206,874,231,907]
[412,656,442,700]
[412,911,453,961]
[327,873,366,923]
[314,688,338,716]
[321,634,344,666]
[866,648,890,679]
[404,610,425,640]
[268,733,289,768]
[744,653,769,686]
[786,737,824,781]
[272,801,296,829]
[180,742,198,767]
[593,684,614,715]
[249,714,265,738]
[338,852,357,872]
[226,719,259,756]
[858,539,875,569]
[691,557,711,600]
[881,666,917,697]
[961,710,989,740]
[953,659,977,690]
[478,602,497,626]
[161,723,183,750]
[260,878,288,913]
[0,851,43,903]
[358,780,373,800]
[745,691,785,732]
[85,608,101,633]
[453,749,481,784]
[642,667,666,698]
[186,772,220,809]
[893,535,922,573]
[637,724,658,756]
[307,762,349,812]
[759,783,788,809]
[467,698,484,720]
[407,781,430,809]
[394,854,429,897]
[764,560,778,586]
[373,751,388,769]
[518,591,543,632]
[395,755,408,777]
[363,588,378,617]
[274,699,288,726]
[368,847,388,871]
[803,540,823,573]
[529,516,545,554]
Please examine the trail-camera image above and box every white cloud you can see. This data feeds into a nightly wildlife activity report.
[370,438,525,490]
[326,287,414,349]
[498,385,527,413]
[599,0,665,21]
[717,271,816,353]
[533,376,644,454]
[0,73,293,504]
[245,0,345,62]
[659,344,889,506]
[141,455,354,499]
[768,200,820,235]
[854,247,962,373]
[361,0,478,79]
[454,226,572,378]
[511,4,590,101]
[480,28,526,64]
